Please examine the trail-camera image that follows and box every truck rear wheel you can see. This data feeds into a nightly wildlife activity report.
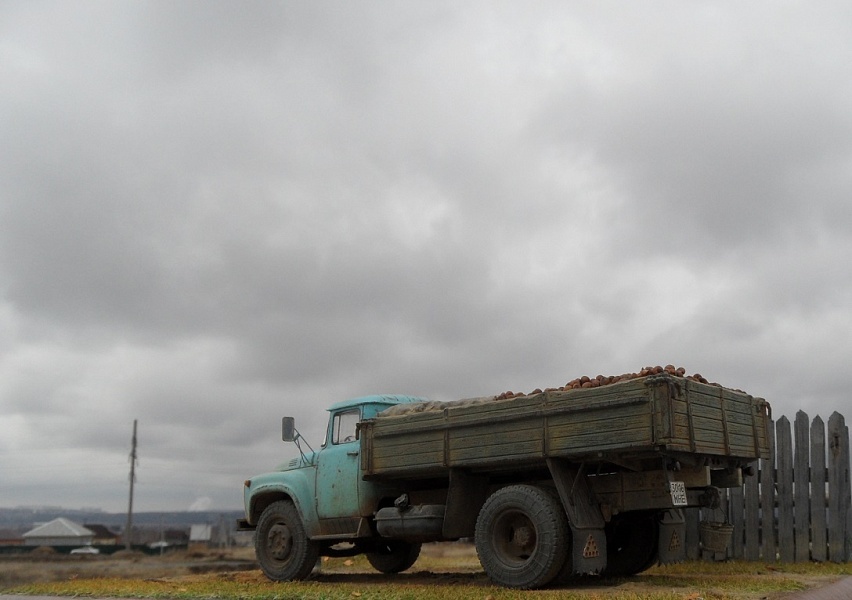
[256,500,320,581]
[475,484,569,589]
[601,511,659,577]
[365,540,422,573]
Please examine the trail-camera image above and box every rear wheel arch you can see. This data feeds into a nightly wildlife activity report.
[601,510,660,577]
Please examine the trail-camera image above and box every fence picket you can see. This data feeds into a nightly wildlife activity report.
[828,412,847,561]
[730,485,744,559]
[794,411,810,561]
[776,416,795,562]
[760,421,777,561]
[811,415,827,562]
[841,421,850,561]
[685,506,700,560]
[744,460,760,559]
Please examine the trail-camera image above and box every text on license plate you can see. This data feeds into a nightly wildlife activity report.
[669,481,687,506]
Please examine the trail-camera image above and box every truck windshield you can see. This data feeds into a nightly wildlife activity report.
[331,409,360,444]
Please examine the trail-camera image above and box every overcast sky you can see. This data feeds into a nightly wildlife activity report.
[2,1,851,514]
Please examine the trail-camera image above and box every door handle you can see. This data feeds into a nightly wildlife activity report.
[347,450,359,457]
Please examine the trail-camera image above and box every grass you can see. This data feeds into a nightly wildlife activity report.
[6,550,852,600]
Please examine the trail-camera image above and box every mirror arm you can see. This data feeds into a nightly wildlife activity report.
[292,430,315,465]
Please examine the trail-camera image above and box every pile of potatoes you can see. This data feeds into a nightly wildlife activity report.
[495,365,718,400]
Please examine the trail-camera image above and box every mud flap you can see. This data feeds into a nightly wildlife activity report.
[657,508,686,565]
[569,525,608,574]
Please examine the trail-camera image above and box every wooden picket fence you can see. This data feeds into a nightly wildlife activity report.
[684,411,851,562]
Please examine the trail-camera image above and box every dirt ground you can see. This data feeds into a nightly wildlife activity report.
[0,544,484,588]
[2,543,849,599]
[0,547,261,588]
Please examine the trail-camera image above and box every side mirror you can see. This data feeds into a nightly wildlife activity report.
[282,416,296,442]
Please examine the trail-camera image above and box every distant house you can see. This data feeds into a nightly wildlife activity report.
[144,528,189,550]
[189,524,211,543]
[163,528,189,546]
[84,524,119,545]
[22,517,94,547]
[0,528,24,546]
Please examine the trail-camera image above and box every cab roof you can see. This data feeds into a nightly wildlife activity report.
[328,394,427,412]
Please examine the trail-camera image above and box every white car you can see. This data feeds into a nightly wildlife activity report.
[70,545,100,554]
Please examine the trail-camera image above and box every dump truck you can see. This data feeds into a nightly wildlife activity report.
[239,371,771,589]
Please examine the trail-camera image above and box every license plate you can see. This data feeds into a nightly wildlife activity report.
[670,481,687,506]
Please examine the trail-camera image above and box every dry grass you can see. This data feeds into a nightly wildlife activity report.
[0,547,258,588]
[5,544,852,600]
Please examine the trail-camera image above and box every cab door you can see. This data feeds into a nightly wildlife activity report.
[315,408,362,527]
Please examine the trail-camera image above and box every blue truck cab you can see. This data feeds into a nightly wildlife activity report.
[240,394,425,580]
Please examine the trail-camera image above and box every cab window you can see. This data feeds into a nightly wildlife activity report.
[331,409,360,444]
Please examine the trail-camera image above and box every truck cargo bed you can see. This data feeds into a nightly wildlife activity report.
[360,374,771,480]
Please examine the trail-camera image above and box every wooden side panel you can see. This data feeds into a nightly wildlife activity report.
[367,410,446,436]
[670,380,770,459]
[547,401,652,455]
[448,419,544,466]
[368,428,445,476]
[362,375,770,479]
[447,394,542,424]
[445,394,544,466]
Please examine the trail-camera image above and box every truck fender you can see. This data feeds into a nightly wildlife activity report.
[442,468,490,538]
[546,458,607,575]
[247,470,320,538]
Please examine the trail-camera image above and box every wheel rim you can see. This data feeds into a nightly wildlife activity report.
[267,522,294,562]
[492,509,537,566]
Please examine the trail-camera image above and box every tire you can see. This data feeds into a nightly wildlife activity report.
[365,540,422,573]
[475,485,569,589]
[255,500,320,581]
[601,511,659,577]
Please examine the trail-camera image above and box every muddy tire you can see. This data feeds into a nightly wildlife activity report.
[475,484,569,589]
[255,500,320,581]
[601,511,659,577]
[366,540,422,573]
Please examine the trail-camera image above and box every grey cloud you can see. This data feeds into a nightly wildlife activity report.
[2,2,852,511]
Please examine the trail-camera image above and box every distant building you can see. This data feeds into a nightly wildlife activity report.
[138,527,190,548]
[189,524,211,543]
[163,528,190,546]
[0,528,24,546]
[22,518,94,547]
[84,524,120,545]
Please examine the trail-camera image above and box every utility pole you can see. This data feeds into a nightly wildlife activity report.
[125,419,138,551]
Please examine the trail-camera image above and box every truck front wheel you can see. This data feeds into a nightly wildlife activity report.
[365,540,422,573]
[475,485,569,589]
[256,500,320,581]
